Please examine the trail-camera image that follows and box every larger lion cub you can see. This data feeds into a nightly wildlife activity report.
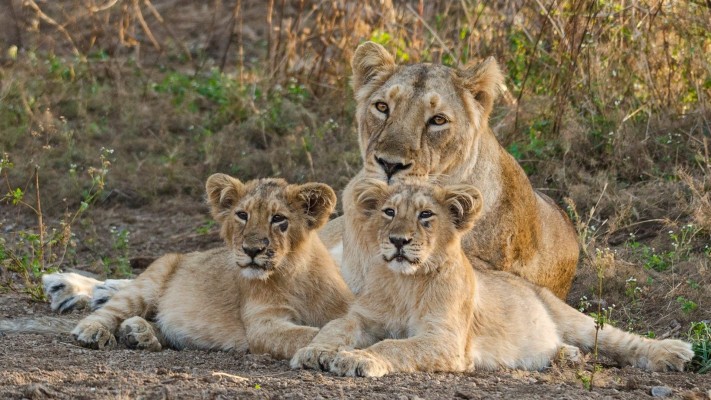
[292,180,693,377]
[72,174,352,359]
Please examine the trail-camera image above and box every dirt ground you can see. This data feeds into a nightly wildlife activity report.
[1,202,710,400]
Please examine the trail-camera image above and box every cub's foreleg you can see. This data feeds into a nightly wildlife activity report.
[72,254,181,350]
[242,303,320,359]
[117,316,166,351]
[539,289,694,371]
[290,308,381,372]
[330,325,467,378]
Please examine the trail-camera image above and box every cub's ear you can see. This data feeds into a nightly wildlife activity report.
[206,173,245,222]
[351,41,396,93]
[351,178,389,216]
[456,57,503,118]
[288,183,337,230]
[440,184,483,232]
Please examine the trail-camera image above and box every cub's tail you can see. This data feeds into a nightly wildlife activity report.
[0,317,77,334]
[538,288,694,372]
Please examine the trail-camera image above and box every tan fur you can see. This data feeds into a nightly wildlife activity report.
[332,41,578,298]
[72,175,353,359]
[291,180,693,377]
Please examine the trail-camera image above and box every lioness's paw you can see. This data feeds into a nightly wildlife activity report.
[42,272,101,313]
[290,345,338,371]
[118,317,162,352]
[643,339,694,372]
[71,320,117,350]
[329,349,388,378]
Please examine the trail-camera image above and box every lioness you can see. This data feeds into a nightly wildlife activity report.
[332,42,578,299]
[291,180,693,377]
[70,174,352,358]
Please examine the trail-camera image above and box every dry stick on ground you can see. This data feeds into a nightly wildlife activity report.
[513,0,554,131]
[34,168,45,269]
[142,0,192,63]
[132,0,161,51]
[23,0,80,56]
[266,0,275,71]
[220,0,242,72]
[404,3,456,63]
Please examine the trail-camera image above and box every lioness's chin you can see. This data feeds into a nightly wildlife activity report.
[386,260,420,275]
[240,267,274,281]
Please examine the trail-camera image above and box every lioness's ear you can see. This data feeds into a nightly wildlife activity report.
[288,183,337,230]
[351,41,396,92]
[351,178,388,215]
[440,185,483,232]
[456,57,503,117]
[206,173,245,222]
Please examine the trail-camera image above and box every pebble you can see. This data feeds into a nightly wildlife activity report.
[650,386,673,398]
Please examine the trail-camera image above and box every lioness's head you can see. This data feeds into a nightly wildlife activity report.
[351,41,503,184]
[352,179,482,275]
[206,174,336,280]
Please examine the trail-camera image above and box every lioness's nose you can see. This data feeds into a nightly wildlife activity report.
[389,236,412,250]
[376,156,411,179]
[243,244,267,258]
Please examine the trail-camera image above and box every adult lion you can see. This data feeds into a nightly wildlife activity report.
[293,180,693,377]
[325,42,578,299]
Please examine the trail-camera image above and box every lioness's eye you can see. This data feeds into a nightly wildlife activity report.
[236,211,248,221]
[271,214,286,224]
[428,115,448,126]
[383,208,395,217]
[419,210,434,219]
[374,102,389,114]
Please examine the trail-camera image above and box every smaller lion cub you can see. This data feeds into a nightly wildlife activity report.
[291,179,694,377]
[72,174,353,359]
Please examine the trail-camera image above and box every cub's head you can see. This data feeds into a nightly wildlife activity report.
[206,173,336,280]
[352,179,482,275]
[351,41,503,183]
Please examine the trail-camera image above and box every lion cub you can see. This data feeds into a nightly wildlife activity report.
[291,180,693,376]
[72,174,352,359]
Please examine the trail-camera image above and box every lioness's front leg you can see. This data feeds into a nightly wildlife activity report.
[290,309,380,371]
[330,332,467,377]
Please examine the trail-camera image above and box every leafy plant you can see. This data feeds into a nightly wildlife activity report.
[676,297,698,314]
[687,321,711,373]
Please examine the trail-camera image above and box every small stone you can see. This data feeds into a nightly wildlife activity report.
[651,386,674,397]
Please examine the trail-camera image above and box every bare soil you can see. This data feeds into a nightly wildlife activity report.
[2,202,710,400]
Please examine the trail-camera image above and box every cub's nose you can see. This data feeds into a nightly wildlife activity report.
[243,245,266,259]
[389,236,412,250]
[376,156,411,180]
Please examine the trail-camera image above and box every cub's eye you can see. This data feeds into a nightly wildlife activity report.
[374,102,389,114]
[419,210,434,219]
[428,115,448,126]
[271,214,286,224]
[383,208,395,217]
[236,211,248,221]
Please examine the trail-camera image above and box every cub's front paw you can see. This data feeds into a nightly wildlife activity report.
[290,345,338,371]
[329,349,388,377]
[118,317,162,352]
[71,320,117,350]
[644,339,694,372]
